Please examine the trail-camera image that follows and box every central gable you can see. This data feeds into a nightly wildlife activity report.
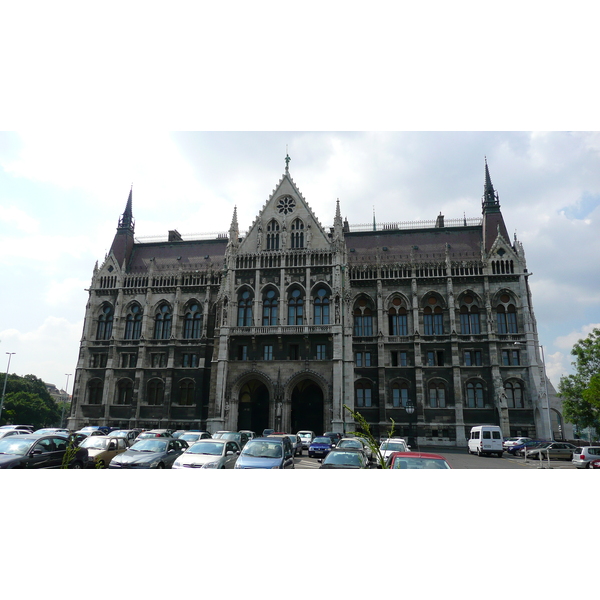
[239,171,331,253]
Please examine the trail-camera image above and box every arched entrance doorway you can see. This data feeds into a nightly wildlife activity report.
[237,380,269,433]
[291,380,324,434]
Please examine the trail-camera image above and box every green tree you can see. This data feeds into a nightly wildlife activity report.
[2,391,59,429]
[558,328,600,435]
[343,404,394,469]
[1,373,61,427]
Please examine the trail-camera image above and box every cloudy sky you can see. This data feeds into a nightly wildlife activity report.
[1,130,599,391]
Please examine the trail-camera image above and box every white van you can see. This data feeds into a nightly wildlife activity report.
[468,425,504,457]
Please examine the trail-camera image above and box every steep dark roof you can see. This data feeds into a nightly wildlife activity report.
[127,238,228,271]
[345,226,483,262]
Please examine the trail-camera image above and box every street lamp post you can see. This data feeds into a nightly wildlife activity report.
[0,353,16,424]
[405,400,416,451]
[61,373,72,428]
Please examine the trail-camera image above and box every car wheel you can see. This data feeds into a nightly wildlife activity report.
[585,461,591,469]
[70,461,83,469]
[497,452,503,458]
[157,463,164,469]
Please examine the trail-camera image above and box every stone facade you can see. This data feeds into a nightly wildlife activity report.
[68,162,570,445]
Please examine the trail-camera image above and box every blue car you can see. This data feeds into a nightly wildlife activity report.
[508,439,548,456]
[234,437,295,469]
[309,436,335,458]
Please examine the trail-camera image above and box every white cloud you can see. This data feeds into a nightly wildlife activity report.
[44,277,90,307]
[0,205,39,233]
[0,317,83,389]
[554,323,600,350]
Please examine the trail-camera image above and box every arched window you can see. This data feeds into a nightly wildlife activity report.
[262,289,279,326]
[389,298,408,335]
[354,299,374,336]
[147,379,165,405]
[87,379,104,404]
[391,381,409,407]
[459,295,481,334]
[356,381,373,407]
[183,303,203,339]
[428,381,447,408]
[496,295,518,334]
[288,289,304,325]
[266,219,280,250]
[153,304,172,340]
[96,305,114,340]
[505,381,524,408]
[178,379,195,406]
[314,288,330,325]
[423,297,444,335]
[466,381,485,408]
[124,304,142,340]
[237,290,254,326]
[291,218,304,249]
[116,379,133,405]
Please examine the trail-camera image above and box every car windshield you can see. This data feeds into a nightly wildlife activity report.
[312,437,331,444]
[242,441,282,458]
[187,442,223,455]
[130,439,168,453]
[392,457,450,469]
[0,438,34,455]
[80,437,109,450]
[339,440,362,449]
[108,430,127,437]
[380,441,406,451]
[299,434,311,439]
[324,451,363,466]
[221,433,239,441]
[181,433,203,442]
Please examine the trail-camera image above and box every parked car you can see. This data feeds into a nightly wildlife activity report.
[80,435,128,468]
[108,438,188,468]
[323,431,342,446]
[262,428,275,437]
[589,459,600,469]
[135,429,174,440]
[78,426,110,435]
[75,428,106,438]
[525,441,577,461]
[239,430,257,441]
[0,428,32,440]
[212,431,229,439]
[297,430,316,449]
[173,439,241,469]
[107,429,140,447]
[571,446,600,468]
[337,437,373,462]
[234,437,295,469]
[503,436,532,450]
[379,438,410,461]
[319,448,371,469]
[219,431,249,448]
[178,431,212,446]
[32,428,70,436]
[508,439,548,456]
[308,436,335,458]
[0,424,34,432]
[271,433,302,456]
[0,434,88,469]
[387,451,452,469]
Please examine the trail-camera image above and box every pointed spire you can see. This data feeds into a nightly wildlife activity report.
[228,205,239,249]
[230,205,239,231]
[482,157,499,211]
[118,186,135,231]
[334,198,342,226]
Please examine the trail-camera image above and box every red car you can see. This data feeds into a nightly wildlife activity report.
[386,451,451,469]
[589,459,600,469]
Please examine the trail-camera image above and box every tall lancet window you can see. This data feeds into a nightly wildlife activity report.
[291,218,304,248]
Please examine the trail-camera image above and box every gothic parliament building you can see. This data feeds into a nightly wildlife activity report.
[68,157,568,445]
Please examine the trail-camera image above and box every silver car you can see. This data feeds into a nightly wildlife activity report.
[572,446,600,468]
[525,441,577,461]
[297,430,316,450]
[337,437,372,462]
[172,439,241,469]
[379,438,411,462]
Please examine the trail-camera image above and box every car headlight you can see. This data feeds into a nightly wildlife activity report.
[201,461,219,469]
